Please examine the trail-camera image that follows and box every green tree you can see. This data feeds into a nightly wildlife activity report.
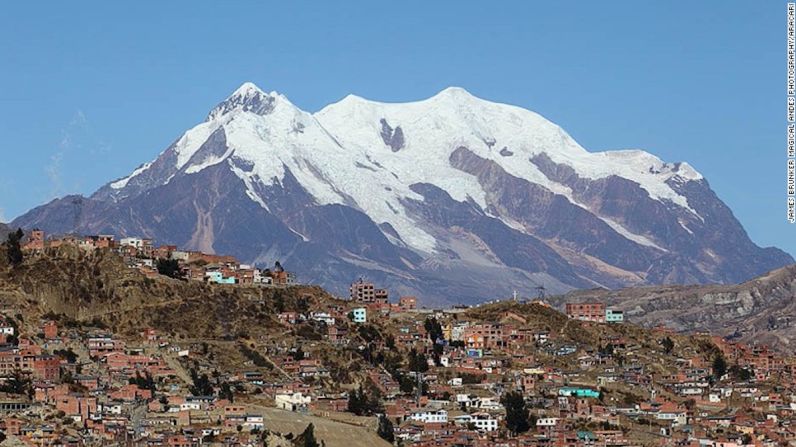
[729,364,753,382]
[712,353,728,381]
[219,381,235,402]
[0,369,32,396]
[189,369,214,396]
[377,415,395,443]
[661,337,675,354]
[347,387,364,415]
[347,385,383,416]
[408,349,429,373]
[6,228,24,266]
[156,258,183,279]
[501,390,531,435]
[424,317,444,343]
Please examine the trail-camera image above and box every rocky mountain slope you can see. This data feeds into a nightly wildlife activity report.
[555,264,796,350]
[12,83,793,304]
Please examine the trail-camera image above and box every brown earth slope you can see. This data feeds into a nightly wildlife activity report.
[0,245,331,340]
[553,264,796,350]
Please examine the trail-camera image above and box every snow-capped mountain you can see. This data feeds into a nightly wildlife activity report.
[14,82,793,304]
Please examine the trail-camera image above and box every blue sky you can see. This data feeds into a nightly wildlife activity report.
[0,1,792,256]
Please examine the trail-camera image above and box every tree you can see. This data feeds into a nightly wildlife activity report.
[291,346,306,361]
[6,228,24,266]
[385,334,396,350]
[189,369,214,396]
[408,349,429,373]
[297,423,320,447]
[156,258,183,279]
[347,385,383,416]
[712,353,728,381]
[424,317,444,343]
[0,369,32,396]
[501,390,531,435]
[129,372,156,392]
[347,387,364,415]
[377,415,395,443]
[54,348,78,364]
[661,337,675,354]
[219,381,234,403]
[729,364,754,382]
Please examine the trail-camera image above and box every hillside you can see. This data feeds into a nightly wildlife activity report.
[0,246,792,445]
[554,264,796,350]
[12,83,792,305]
[0,245,326,340]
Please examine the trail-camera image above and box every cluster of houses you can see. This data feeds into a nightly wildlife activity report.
[4,239,796,446]
[21,229,294,286]
[0,314,280,445]
[261,287,796,447]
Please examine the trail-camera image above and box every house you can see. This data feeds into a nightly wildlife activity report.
[0,322,14,336]
[243,414,265,430]
[23,229,45,251]
[398,296,417,311]
[311,312,336,326]
[453,412,499,431]
[606,309,624,323]
[33,355,61,381]
[559,387,600,399]
[352,307,367,324]
[327,326,348,344]
[565,303,606,323]
[205,271,237,284]
[275,392,311,411]
[42,321,58,339]
[350,279,388,303]
[408,408,448,424]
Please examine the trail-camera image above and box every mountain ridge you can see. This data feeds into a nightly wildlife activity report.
[12,82,793,304]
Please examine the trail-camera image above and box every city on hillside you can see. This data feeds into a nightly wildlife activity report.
[0,230,792,447]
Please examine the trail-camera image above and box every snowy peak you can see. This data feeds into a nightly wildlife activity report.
[427,86,480,103]
[208,82,283,120]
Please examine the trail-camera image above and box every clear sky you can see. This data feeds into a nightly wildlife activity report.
[1,1,793,256]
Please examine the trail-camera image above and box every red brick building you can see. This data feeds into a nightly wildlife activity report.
[350,279,388,303]
[43,320,58,340]
[565,302,606,323]
[33,355,61,381]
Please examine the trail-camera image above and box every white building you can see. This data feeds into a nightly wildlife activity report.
[275,392,311,412]
[537,418,560,429]
[311,312,336,326]
[408,408,448,424]
[243,414,265,430]
[453,413,499,432]
[120,237,144,248]
[476,397,502,411]
[447,377,462,387]
[656,410,687,427]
